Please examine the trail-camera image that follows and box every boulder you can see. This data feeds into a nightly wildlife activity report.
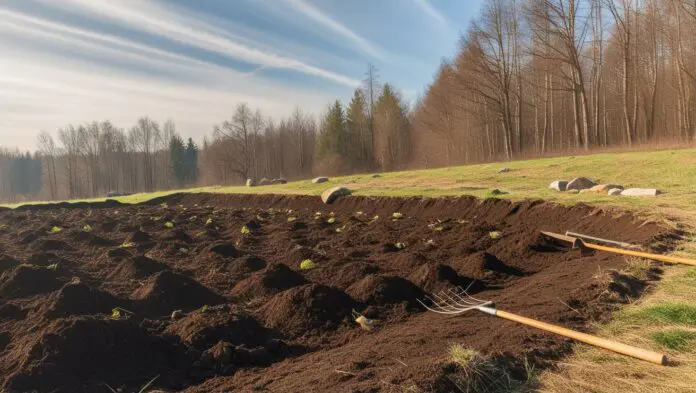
[312,177,329,184]
[321,186,351,204]
[258,178,271,186]
[549,180,568,192]
[246,179,256,187]
[620,188,661,197]
[566,177,596,191]
[608,188,623,196]
[589,184,623,193]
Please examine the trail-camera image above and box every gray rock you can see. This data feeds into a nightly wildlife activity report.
[258,178,271,186]
[246,179,256,187]
[620,188,661,196]
[566,177,596,191]
[321,186,351,204]
[549,180,569,192]
[608,188,623,196]
[312,176,329,184]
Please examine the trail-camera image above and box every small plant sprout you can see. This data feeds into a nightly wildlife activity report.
[372,215,379,221]
[457,219,468,225]
[200,305,209,314]
[425,239,436,246]
[82,224,92,233]
[120,241,135,248]
[164,221,174,229]
[287,216,297,223]
[179,247,189,254]
[0,224,8,231]
[151,216,162,221]
[241,225,251,235]
[355,211,364,216]
[160,202,168,208]
[49,226,62,233]
[392,212,403,219]
[395,242,407,250]
[111,307,133,320]
[489,231,502,240]
[300,259,317,270]
[335,225,346,233]
[205,218,213,226]
[45,263,59,271]
[327,217,337,224]
[315,211,322,216]
[189,215,197,221]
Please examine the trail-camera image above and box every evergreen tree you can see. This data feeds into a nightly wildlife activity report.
[184,137,199,183]
[169,134,186,185]
[373,84,411,171]
[316,100,347,159]
[346,89,371,168]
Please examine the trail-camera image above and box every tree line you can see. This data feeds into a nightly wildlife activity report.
[1,0,695,202]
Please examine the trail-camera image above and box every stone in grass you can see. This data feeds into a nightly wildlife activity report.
[621,188,661,197]
[589,184,624,193]
[321,186,351,204]
[246,179,256,187]
[549,180,568,192]
[608,188,623,196]
[312,177,329,184]
[566,177,596,191]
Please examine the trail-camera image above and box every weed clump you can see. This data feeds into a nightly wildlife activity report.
[651,329,696,351]
[636,303,696,325]
[300,259,316,270]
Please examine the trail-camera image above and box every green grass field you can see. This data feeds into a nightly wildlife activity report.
[5,148,696,392]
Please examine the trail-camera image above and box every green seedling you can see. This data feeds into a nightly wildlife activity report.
[372,215,379,221]
[188,216,197,221]
[0,224,8,231]
[300,259,317,270]
[164,221,174,229]
[49,226,62,233]
[241,225,251,235]
[489,231,502,239]
[287,216,297,222]
[392,212,403,219]
[205,218,213,226]
[395,242,407,250]
[111,307,133,320]
[335,225,346,233]
[428,223,444,232]
[179,247,189,254]
[200,305,209,314]
[120,241,135,248]
[327,217,337,224]
[45,263,59,271]
[82,224,92,232]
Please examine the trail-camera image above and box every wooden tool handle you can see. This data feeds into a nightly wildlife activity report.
[585,243,696,266]
[494,309,666,365]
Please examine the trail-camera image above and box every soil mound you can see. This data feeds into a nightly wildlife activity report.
[260,283,355,337]
[18,230,39,244]
[3,317,184,393]
[131,271,225,315]
[33,239,70,252]
[165,305,271,350]
[106,247,133,260]
[162,229,193,243]
[0,265,64,299]
[455,251,524,279]
[43,282,121,318]
[231,263,306,298]
[0,254,20,274]
[209,242,242,258]
[347,275,425,308]
[0,303,26,321]
[408,263,484,294]
[108,255,168,281]
[127,230,152,243]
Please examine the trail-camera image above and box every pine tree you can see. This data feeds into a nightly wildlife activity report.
[373,84,410,171]
[316,100,347,159]
[346,89,371,168]
[184,138,199,183]
[169,135,186,186]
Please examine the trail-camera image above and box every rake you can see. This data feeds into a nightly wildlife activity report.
[418,286,666,365]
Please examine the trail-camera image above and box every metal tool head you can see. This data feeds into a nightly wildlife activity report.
[417,283,494,315]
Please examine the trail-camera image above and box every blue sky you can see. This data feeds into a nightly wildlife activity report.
[0,0,485,149]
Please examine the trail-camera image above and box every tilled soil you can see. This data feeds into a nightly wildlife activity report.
[0,194,674,392]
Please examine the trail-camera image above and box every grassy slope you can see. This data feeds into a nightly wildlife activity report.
[5,148,696,392]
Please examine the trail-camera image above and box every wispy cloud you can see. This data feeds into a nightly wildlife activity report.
[281,0,389,61]
[412,0,450,29]
[38,0,361,87]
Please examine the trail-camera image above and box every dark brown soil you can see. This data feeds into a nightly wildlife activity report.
[0,193,676,392]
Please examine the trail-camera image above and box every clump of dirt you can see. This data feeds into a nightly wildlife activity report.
[347,275,426,309]
[455,251,524,279]
[260,283,355,337]
[208,242,242,258]
[0,265,64,299]
[0,303,26,321]
[165,304,272,351]
[0,254,19,274]
[127,230,152,243]
[33,239,70,252]
[231,263,307,298]
[43,282,121,318]
[107,255,168,281]
[131,271,225,316]
[408,263,483,294]
[2,317,186,393]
